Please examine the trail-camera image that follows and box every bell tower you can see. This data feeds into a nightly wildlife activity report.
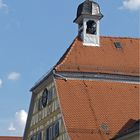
[74,0,103,46]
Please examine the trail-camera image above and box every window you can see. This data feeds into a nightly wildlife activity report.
[52,125,55,139]
[37,131,42,140]
[30,136,33,140]
[46,127,50,140]
[86,20,97,35]
[114,42,122,48]
[30,135,36,140]
[31,132,42,140]
[36,134,38,140]
[46,121,59,140]
[55,122,59,138]
[49,126,53,140]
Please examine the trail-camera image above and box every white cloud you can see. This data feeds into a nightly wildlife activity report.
[0,0,8,12]
[121,0,140,11]
[0,79,3,88]
[8,110,28,135]
[8,72,21,81]
[15,110,27,127]
[8,123,16,131]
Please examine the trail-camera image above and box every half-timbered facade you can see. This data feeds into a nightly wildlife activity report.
[24,74,69,140]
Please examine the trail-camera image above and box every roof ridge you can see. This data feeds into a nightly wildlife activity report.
[100,36,140,40]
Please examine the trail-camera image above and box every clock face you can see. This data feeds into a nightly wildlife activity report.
[42,88,48,107]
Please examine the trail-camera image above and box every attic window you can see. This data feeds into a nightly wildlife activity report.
[114,42,122,48]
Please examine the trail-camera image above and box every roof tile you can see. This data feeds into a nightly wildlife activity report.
[0,137,22,140]
[55,79,139,139]
[55,36,140,76]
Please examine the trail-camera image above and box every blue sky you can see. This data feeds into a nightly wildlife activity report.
[0,0,139,136]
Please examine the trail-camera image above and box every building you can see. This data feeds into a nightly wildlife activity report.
[0,136,22,140]
[23,0,140,140]
[111,120,140,140]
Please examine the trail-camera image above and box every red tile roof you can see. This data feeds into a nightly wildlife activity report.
[0,137,22,140]
[55,79,139,140]
[55,36,140,76]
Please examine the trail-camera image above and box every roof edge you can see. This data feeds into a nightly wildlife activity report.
[30,68,54,92]
[100,35,140,40]
[30,37,78,92]
[55,37,78,69]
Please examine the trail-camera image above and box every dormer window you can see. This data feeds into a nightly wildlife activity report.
[86,20,97,35]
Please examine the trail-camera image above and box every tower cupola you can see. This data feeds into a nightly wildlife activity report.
[74,0,103,46]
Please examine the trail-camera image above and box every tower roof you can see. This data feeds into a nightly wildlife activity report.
[74,0,103,23]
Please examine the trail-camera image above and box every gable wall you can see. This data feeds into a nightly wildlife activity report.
[24,76,69,140]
